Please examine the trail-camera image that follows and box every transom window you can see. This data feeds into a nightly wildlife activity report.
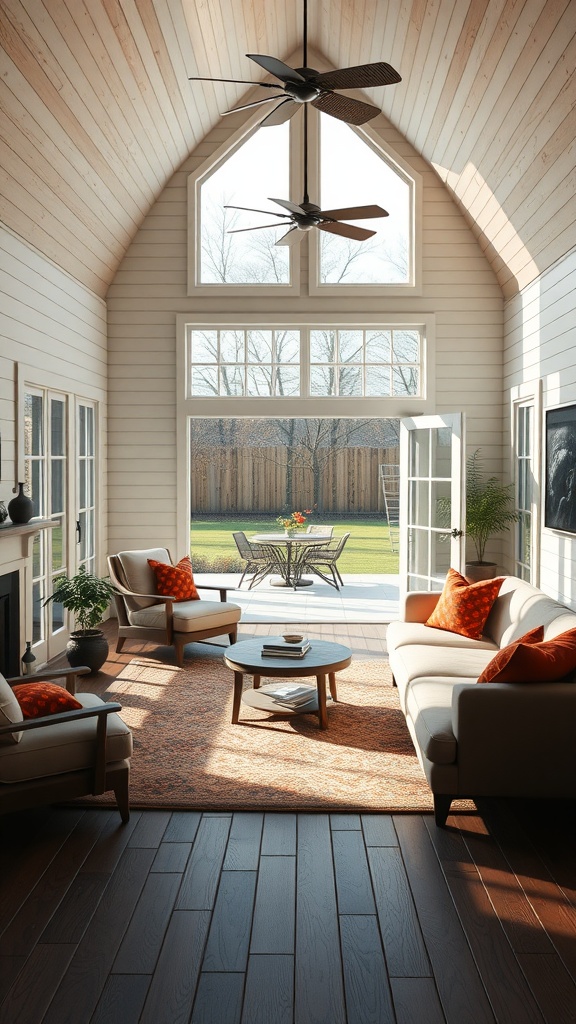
[188,325,423,399]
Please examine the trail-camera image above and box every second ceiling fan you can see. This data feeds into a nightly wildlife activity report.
[189,0,401,127]
[224,106,389,247]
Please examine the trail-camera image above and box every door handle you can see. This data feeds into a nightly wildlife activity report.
[451,528,463,538]
[76,520,82,543]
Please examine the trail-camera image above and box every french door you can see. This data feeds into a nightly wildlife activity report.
[399,413,465,601]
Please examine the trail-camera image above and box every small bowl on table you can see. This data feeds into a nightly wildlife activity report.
[282,633,303,644]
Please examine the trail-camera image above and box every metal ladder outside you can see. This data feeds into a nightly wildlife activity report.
[379,463,400,551]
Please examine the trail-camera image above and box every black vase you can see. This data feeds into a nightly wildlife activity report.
[8,483,34,524]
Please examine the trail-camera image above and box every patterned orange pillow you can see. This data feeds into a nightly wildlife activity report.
[148,555,200,601]
[425,568,504,640]
[12,682,82,718]
[478,627,576,683]
[477,626,544,682]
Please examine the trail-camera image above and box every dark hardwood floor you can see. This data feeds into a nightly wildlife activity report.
[1,622,575,1024]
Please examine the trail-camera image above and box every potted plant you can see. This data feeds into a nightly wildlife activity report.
[45,565,115,673]
[464,449,520,581]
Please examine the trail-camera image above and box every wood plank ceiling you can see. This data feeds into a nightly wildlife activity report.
[0,0,574,299]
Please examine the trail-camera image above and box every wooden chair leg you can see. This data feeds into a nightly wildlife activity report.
[112,769,130,823]
[174,640,185,667]
[116,636,126,653]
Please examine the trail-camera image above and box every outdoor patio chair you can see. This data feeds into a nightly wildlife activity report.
[108,548,241,666]
[298,532,350,590]
[305,525,334,537]
[233,532,285,589]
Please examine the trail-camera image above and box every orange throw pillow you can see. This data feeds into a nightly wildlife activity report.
[425,568,504,641]
[12,682,82,718]
[477,626,576,683]
[477,625,544,682]
[148,555,200,601]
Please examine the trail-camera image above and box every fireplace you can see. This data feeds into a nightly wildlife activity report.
[0,570,20,677]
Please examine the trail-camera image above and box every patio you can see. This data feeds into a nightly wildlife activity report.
[193,572,400,624]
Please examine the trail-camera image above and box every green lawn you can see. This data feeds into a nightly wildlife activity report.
[190,517,399,574]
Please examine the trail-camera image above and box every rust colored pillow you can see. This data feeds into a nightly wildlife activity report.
[477,627,576,683]
[477,626,544,682]
[148,555,200,601]
[425,568,504,641]
[12,682,82,718]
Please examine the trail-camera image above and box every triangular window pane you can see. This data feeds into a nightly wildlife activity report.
[199,123,291,284]
[319,115,411,285]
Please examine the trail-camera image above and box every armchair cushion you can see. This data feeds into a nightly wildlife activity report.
[128,599,241,632]
[148,555,200,601]
[116,547,171,609]
[12,682,83,718]
[0,693,133,784]
[0,674,23,745]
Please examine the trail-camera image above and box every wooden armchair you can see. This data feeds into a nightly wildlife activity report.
[0,667,132,822]
[108,548,242,666]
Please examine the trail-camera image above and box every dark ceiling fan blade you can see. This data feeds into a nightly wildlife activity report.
[247,54,306,83]
[259,98,299,127]
[227,223,286,234]
[188,76,282,89]
[269,197,307,216]
[222,94,285,115]
[319,204,389,221]
[224,204,292,218]
[318,221,376,241]
[275,227,304,246]
[312,91,381,125]
[313,63,402,91]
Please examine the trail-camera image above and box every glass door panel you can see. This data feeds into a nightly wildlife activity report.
[400,413,465,599]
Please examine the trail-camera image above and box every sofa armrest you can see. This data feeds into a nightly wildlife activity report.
[402,591,442,623]
[451,682,576,796]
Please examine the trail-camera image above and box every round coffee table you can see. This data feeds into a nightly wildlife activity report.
[224,637,352,730]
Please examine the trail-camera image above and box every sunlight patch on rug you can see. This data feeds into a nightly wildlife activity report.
[100,653,437,812]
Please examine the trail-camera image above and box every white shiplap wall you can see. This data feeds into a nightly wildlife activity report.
[107,112,504,558]
[0,223,109,650]
[504,245,576,606]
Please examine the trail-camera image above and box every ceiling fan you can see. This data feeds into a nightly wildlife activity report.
[188,0,401,127]
[224,107,389,246]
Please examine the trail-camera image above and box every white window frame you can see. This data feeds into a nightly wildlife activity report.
[510,379,542,586]
[307,113,422,297]
[187,106,421,298]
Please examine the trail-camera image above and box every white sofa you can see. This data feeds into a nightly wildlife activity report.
[387,575,576,826]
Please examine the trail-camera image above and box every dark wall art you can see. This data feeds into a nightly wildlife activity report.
[545,404,576,533]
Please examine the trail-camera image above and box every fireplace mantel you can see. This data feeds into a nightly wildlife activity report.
[0,518,59,558]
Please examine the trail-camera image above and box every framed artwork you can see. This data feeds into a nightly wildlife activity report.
[545,404,576,533]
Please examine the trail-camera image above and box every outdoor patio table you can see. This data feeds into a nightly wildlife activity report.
[250,532,333,588]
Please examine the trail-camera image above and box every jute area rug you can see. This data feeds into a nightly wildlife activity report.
[100,653,436,813]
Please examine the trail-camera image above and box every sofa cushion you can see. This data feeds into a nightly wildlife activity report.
[478,627,576,683]
[12,682,83,718]
[386,619,498,653]
[0,693,133,783]
[475,625,544,683]
[148,555,200,602]
[405,678,462,765]
[484,576,576,648]
[425,569,504,641]
[0,674,23,745]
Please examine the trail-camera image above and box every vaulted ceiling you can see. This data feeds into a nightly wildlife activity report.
[1,0,574,299]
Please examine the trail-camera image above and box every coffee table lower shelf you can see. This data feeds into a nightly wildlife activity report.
[241,684,320,716]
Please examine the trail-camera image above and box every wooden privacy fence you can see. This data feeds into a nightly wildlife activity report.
[191,446,399,514]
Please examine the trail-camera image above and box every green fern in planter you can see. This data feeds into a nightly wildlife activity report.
[46,566,115,633]
[465,449,520,564]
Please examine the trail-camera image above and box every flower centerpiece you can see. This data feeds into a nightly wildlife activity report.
[276,510,311,536]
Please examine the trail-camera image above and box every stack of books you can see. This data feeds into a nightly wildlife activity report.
[261,637,311,659]
[264,683,317,707]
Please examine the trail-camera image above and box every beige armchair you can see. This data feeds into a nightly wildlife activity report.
[108,548,242,666]
[0,667,132,822]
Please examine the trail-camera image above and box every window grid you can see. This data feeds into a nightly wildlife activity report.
[189,326,423,399]
[515,403,533,582]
